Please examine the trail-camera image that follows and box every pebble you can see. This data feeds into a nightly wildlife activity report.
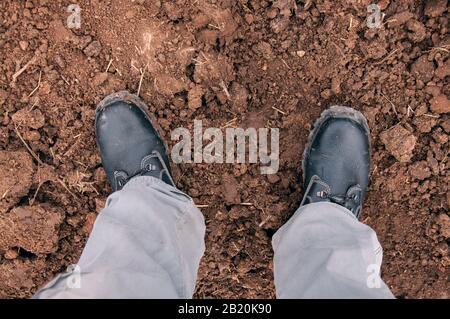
[296,50,306,57]
[4,249,19,260]
[83,40,102,57]
[19,40,29,51]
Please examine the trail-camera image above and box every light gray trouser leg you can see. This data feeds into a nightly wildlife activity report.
[34,176,205,299]
[272,202,394,299]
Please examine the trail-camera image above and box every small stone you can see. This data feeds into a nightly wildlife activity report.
[331,77,341,94]
[188,86,204,110]
[270,17,290,34]
[267,174,280,184]
[78,35,92,50]
[24,130,41,141]
[432,128,448,144]
[95,198,106,213]
[296,50,306,57]
[267,8,278,19]
[429,95,450,114]
[216,91,228,105]
[244,14,254,25]
[19,40,29,51]
[380,125,416,162]
[4,249,19,260]
[197,29,219,45]
[35,21,47,30]
[321,89,332,99]
[83,40,102,57]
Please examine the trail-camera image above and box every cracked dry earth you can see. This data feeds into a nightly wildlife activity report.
[0,0,449,298]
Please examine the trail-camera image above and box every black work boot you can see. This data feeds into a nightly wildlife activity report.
[301,106,371,218]
[95,91,175,191]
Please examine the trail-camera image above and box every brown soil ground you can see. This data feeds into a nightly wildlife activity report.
[0,0,449,299]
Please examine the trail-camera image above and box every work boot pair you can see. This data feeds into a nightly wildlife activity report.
[96,91,370,218]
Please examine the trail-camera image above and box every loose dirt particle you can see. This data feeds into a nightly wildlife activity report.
[0,89,8,105]
[221,174,241,205]
[267,174,280,184]
[92,72,108,86]
[155,74,186,96]
[19,40,29,51]
[406,20,427,43]
[409,161,431,181]
[436,214,450,239]
[83,40,102,57]
[188,86,204,110]
[388,11,414,27]
[411,55,435,83]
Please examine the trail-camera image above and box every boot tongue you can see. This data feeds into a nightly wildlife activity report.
[324,184,363,218]
[301,175,363,217]
[112,151,175,190]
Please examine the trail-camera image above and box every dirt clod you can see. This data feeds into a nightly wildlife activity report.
[0,205,64,254]
[429,94,450,114]
[380,125,417,163]
[424,0,448,17]
[12,108,45,129]
[0,151,34,214]
[411,55,435,83]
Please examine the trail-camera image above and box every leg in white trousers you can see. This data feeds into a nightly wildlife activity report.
[272,201,394,298]
[34,176,205,298]
[34,176,393,299]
